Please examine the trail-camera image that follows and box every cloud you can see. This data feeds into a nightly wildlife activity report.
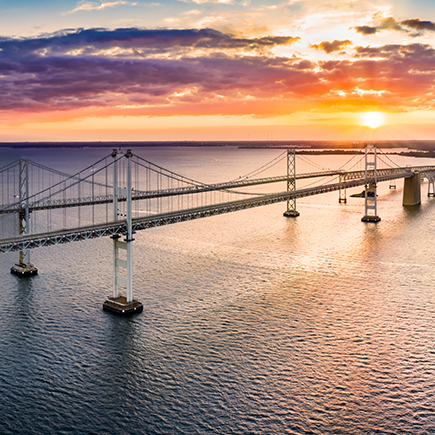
[353,16,435,36]
[401,19,435,32]
[378,17,402,32]
[352,17,402,35]
[353,42,435,59]
[310,40,352,54]
[353,26,377,35]
[0,28,299,59]
[64,1,137,15]
[178,0,234,4]
[0,28,434,119]
[183,9,203,16]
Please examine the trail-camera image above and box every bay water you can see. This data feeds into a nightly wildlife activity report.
[1,146,435,434]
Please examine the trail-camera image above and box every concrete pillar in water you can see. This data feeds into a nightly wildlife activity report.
[403,172,421,206]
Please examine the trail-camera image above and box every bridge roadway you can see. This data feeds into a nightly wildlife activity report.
[1,167,434,253]
[2,165,435,215]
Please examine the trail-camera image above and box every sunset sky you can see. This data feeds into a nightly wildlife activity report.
[0,0,434,141]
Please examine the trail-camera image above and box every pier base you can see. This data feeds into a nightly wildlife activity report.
[103,296,143,316]
[361,215,381,223]
[283,210,300,218]
[403,173,421,206]
[10,263,38,277]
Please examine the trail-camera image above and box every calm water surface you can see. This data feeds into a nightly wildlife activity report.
[1,146,435,434]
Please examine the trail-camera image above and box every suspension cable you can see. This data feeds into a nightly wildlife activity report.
[237,150,287,179]
[133,154,205,186]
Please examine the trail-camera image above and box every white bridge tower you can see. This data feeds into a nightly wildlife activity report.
[361,144,381,223]
[103,149,143,315]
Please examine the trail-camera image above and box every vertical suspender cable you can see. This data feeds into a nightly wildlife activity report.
[78,174,81,228]
[92,165,95,225]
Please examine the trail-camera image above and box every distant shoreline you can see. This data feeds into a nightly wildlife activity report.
[1,140,435,155]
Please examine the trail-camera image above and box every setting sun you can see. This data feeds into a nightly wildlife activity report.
[361,112,385,129]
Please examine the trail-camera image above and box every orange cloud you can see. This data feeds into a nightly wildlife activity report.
[310,39,353,54]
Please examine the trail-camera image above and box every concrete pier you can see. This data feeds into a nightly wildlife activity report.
[11,263,38,277]
[403,173,421,206]
[103,296,143,315]
[361,215,381,223]
[283,210,300,217]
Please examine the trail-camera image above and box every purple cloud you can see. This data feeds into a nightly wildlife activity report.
[0,27,434,117]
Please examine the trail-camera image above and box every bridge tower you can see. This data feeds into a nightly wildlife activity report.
[11,159,38,277]
[338,173,347,203]
[283,148,300,217]
[103,149,143,315]
[361,145,381,223]
[428,176,435,197]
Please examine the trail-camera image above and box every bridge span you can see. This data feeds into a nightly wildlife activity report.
[0,167,432,253]
[1,145,435,314]
[2,165,435,214]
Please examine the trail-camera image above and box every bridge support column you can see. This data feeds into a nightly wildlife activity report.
[11,158,38,277]
[338,173,347,203]
[283,148,300,217]
[427,176,435,197]
[361,145,381,223]
[103,149,143,315]
[403,172,421,206]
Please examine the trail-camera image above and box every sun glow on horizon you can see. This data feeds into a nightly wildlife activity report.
[361,112,385,129]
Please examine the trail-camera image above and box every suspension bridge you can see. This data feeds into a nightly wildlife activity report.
[1,145,434,314]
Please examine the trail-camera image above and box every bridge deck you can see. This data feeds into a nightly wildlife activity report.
[0,170,424,253]
[2,165,435,214]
